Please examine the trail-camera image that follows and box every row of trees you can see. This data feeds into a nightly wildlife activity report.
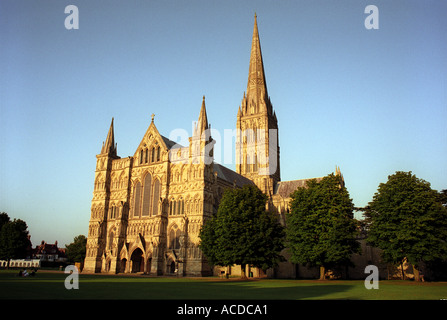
[199,171,447,280]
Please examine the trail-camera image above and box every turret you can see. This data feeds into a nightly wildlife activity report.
[100,118,117,156]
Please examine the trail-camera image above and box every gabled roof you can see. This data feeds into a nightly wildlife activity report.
[214,163,254,188]
[132,118,182,158]
[161,135,182,150]
[274,177,323,198]
[33,241,66,257]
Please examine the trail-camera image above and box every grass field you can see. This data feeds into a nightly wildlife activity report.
[0,270,446,300]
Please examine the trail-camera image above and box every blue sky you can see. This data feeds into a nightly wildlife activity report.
[1,0,446,247]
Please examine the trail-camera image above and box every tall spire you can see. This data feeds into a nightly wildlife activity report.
[196,95,209,136]
[236,14,280,196]
[192,95,213,163]
[246,13,268,107]
[101,117,117,156]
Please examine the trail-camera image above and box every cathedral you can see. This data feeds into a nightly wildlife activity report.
[83,15,342,277]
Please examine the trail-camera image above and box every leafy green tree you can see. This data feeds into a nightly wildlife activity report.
[0,215,31,267]
[199,184,285,278]
[438,189,447,207]
[0,212,10,230]
[65,235,87,263]
[286,173,360,280]
[365,171,447,281]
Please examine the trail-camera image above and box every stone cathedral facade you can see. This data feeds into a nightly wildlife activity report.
[84,15,345,277]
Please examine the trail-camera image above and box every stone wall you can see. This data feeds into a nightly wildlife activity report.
[0,259,41,268]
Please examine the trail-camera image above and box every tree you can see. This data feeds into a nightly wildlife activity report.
[0,215,31,267]
[0,212,10,230]
[438,189,447,207]
[286,173,360,280]
[365,171,447,281]
[199,184,285,278]
[65,235,87,263]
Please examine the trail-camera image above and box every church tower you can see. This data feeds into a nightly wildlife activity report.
[236,14,280,197]
[84,118,120,273]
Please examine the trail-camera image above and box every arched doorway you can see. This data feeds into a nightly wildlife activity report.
[120,258,127,273]
[130,248,144,273]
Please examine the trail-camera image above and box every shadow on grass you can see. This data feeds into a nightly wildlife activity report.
[0,271,354,300]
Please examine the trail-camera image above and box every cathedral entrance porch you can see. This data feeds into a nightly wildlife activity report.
[130,248,144,273]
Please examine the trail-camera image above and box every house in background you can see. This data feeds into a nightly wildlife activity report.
[32,240,67,263]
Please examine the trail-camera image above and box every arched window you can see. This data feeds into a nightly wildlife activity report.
[253,152,257,172]
[110,174,116,190]
[108,231,114,250]
[156,146,161,161]
[142,173,152,216]
[118,172,125,189]
[152,179,160,215]
[178,197,184,215]
[145,149,148,163]
[151,147,155,163]
[169,224,181,249]
[112,205,119,219]
[133,181,141,217]
[140,150,143,165]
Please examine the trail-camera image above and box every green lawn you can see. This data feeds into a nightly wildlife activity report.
[0,270,446,300]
